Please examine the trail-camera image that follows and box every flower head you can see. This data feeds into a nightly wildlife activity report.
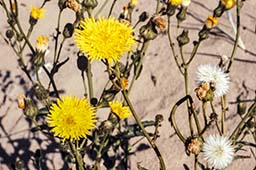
[205,16,218,29]
[169,0,182,6]
[221,0,236,9]
[196,64,230,97]
[203,134,235,170]
[36,35,49,53]
[47,96,96,141]
[30,5,45,20]
[109,101,132,119]
[75,17,135,63]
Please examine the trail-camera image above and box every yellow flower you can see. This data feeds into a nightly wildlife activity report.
[169,0,182,6]
[47,96,96,141]
[36,35,49,52]
[121,77,129,90]
[30,5,45,20]
[221,0,235,9]
[74,17,135,63]
[130,0,138,6]
[205,16,218,29]
[109,101,132,119]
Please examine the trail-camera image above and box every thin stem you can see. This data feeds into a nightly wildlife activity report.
[186,41,201,66]
[128,40,150,94]
[94,134,108,170]
[202,102,208,127]
[167,16,184,75]
[95,0,110,17]
[122,90,166,170]
[230,102,256,141]
[108,0,117,18]
[194,155,198,170]
[53,10,62,63]
[221,96,226,135]
[87,61,94,101]
[15,18,36,55]
[81,71,88,97]
[69,141,85,170]
[155,0,160,14]
[226,0,241,73]
[210,101,222,135]
[54,38,66,65]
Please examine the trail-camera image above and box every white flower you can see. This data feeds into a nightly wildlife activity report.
[203,134,235,170]
[182,0,191,7]
[196,64,230,97]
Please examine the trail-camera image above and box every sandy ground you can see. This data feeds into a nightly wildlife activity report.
[0,0,256,169]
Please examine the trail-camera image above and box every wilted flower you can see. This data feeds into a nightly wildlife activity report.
[30,5,45,20]
[152,16,167,31]
[203,134,235,170]
[75,17,135,63]
[47,96,96,141]
[196,64,230,97]
[109,101,132,119]
[66,0,81,12]
[205,16,218,29]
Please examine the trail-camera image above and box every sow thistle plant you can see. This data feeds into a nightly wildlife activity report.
[0,0,255,170]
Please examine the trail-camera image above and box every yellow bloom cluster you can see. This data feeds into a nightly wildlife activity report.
[30,5,45,20]
[221,0,236,9]
[47,96,96,141]
[75,17,135,63]
[205,16,218,29]
[109,101,132,119]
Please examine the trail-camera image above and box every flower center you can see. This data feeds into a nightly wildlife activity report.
[65,116,76,125]
[214,146,224,156]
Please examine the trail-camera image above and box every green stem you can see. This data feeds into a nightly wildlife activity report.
[128,40,150,94]
[108,0,117,18]
[186,41,201,66]
[167,16,184,75]
[221,96,226,135]
[202,102,207,127]
[95,0,110,17]
[69,141,85,170]
[155,0,160,14]
[122,90,166,170]
[94,134,108,170]
[226,0,241,73]
[230,102,256,141]
[53,10,62,63]
[81,71,88,97]
[87,61,94,101]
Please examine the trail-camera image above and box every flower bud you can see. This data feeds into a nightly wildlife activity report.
[63,23,74,38]
[58,0,67,10]
[139,21,158,41]
[177,30,190,46]
[23,98,38,118]
[33,84,49,104]
[139,11,149,22]
[6,29,14,39]
[176,6,187,23]
[82,0,98,9]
